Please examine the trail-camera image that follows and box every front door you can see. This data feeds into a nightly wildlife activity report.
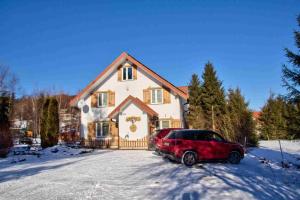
[118,104,149,149]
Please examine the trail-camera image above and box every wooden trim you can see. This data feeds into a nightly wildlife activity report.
[108,90,115,107]
[133,65,137,80]
[143,88,151,104]
[163,87,171,104]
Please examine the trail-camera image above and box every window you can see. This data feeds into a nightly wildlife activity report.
[195,131,210,141]
[211,133,225,142]
[182,131,195,140]
[151,89,163,104]
[98,92,108,107]
[122,66,133,81]
[160,120,170,129]
[96,122,109,137]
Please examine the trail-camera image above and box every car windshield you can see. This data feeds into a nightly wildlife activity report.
[212,133,225,142]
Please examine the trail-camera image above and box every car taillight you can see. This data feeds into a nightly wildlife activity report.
[163,142,170,146]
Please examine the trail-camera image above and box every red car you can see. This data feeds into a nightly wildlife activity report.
[161,129,244,166]
[151,128,183,153]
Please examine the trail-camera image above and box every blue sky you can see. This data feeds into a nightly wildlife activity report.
[0,0,299,110]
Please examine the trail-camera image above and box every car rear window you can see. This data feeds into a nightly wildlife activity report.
[157,130,168,139]
[165,130,184,139]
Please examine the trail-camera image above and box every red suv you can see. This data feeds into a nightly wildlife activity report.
[150,128,183,153]
[161,129,244,166]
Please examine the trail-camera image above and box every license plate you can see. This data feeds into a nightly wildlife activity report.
[164,142,170,146]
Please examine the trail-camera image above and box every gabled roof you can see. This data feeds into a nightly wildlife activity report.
[70,52,188,107]
[253,111,261,120]
[178,86,188,96]
[108,95,158,118]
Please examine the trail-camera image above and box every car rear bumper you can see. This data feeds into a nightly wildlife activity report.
[160,150,181,162]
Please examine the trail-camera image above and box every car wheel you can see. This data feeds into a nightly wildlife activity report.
[182,151,197,167]
[228,151,241,164]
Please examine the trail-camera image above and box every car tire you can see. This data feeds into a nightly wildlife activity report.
[182,151,197,167]
[228,151,241,164]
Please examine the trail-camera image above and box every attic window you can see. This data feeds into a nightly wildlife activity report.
[122,66,133,81]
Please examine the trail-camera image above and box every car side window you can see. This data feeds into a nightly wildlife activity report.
[194,131,209,141]
[182,131,195,140]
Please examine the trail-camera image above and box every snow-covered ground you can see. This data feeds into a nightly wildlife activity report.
[0,141,299,200]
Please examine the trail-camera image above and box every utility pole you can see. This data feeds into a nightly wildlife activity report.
[212,105,215,131]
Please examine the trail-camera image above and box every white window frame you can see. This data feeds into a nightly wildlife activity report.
[98,92,108,107]
[95,122,109,138]
[122,66,133,81]
[160,120,171,129]
[151,89,163,104]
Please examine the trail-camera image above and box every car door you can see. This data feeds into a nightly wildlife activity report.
[208,132,228,159]
[194,131,214,160]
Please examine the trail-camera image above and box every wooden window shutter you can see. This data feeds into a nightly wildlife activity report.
[108,91,115,107]
[163,88,171,104]
[133,65,137,80]
[91,93,98,108]
[88,122,96,139]
[117,66,122,81]
[143,88,151,104]
[171,119,181,128]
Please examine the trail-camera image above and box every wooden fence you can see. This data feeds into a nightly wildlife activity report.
[119,136,148,150]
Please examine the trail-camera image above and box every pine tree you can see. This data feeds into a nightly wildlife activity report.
[187,74,204,128]
[259,95,289,140]
[41,98,50,148]
[47,98,59,146]
[200,62,226,131]
[223,88,257,146]
[285,102,300,139]
[0,92,13,157]
[282,15,300,103]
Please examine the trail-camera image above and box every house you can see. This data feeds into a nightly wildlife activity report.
[70,52,188,149]
[252,111,262,136]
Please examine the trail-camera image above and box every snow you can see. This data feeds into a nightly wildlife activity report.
[0,141,299,200]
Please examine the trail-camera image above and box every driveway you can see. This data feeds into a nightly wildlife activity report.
[0,142,299,200]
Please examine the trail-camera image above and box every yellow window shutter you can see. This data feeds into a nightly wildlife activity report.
[108,90,115,107]
[163,88,171,104]
[117,66,122,81]
[172,119,181,128]
[133,65,137,80]
[88,122,96,139]
[143,88,151,104]
[91,93,98,108]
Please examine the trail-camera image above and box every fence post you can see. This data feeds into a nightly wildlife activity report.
[278,139,285,167]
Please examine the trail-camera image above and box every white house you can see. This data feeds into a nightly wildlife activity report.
[70,52,188,149]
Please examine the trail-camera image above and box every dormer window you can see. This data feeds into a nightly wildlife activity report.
[122,66,133,81]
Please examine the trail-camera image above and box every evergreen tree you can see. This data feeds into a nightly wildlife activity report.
[200,62,226,131]
[223,88,257,146]
[47,98,59,146]
[282,15,300,103]
[259,95,289,140]
[0,92,13,157]
[41,98,50,148]
[187,74,204,128]
[285,102,300,139]
[40,97,59,148]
